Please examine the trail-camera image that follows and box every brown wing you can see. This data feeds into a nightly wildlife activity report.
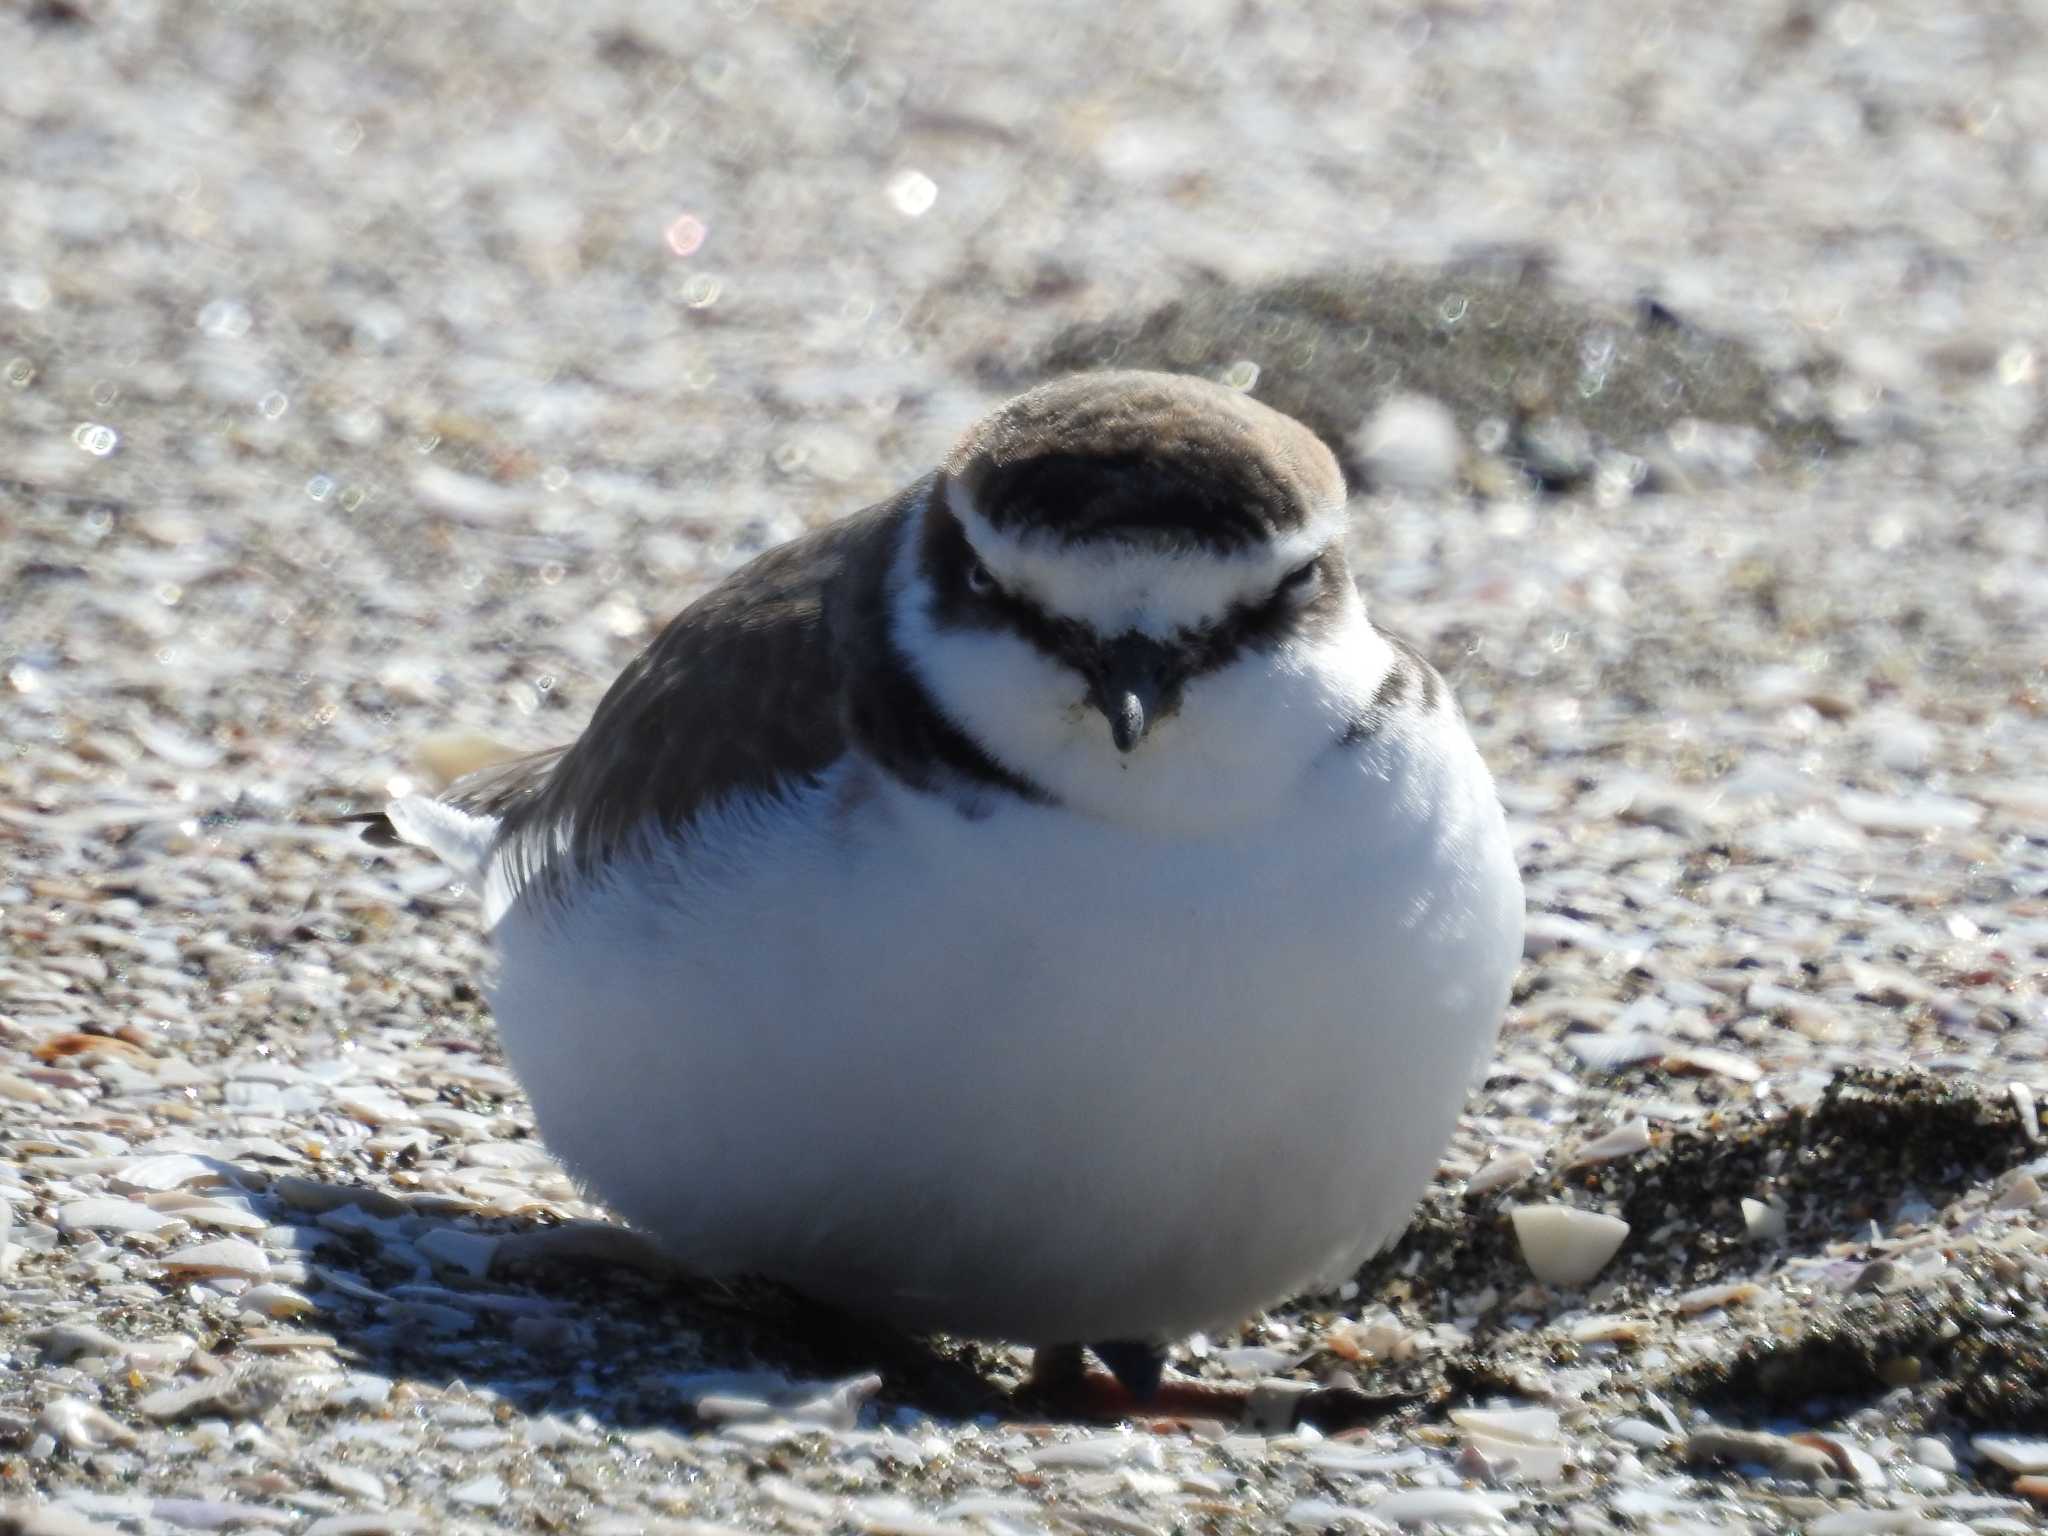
[490,489,916,882]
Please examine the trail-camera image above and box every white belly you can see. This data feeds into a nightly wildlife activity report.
[487,728,1521,1344]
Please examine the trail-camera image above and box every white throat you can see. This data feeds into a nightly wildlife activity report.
[888,503,1395,837]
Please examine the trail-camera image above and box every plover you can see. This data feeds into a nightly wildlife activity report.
[366,370,1523,1412]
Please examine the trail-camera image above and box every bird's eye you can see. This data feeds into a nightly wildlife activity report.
[1277,557,1321,597]
[965,560,997,597]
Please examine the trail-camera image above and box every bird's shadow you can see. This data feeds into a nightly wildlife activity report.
[246,1172,1022,1434]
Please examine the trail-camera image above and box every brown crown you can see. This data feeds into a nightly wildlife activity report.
[941,372,1345,553]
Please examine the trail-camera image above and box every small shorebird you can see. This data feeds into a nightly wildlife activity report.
[367,370,1523,1417]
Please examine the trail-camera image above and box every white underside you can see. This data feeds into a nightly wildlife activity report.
[467,707,1522,1344]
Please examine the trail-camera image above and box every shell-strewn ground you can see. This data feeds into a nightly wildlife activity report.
[4,1,2047,1531]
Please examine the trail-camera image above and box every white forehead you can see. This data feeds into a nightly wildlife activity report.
[944,482,1345,638]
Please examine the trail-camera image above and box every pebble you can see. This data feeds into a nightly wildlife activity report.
[1912,1437,1958,1473]
[1355,394,1464,494]
[1512,414,1596,491]
[414,1226,499,1279]
[1605,1417,1674,1450]
[1742,1198,1790,1241]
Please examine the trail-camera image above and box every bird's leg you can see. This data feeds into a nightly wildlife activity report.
[1019,1341,1253,1427]
[1020,1341,1408,1432]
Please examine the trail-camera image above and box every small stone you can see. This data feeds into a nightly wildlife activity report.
[1243,1379,1316,1433]
[415,1227,499,1279]
[1512,414,1595,491]
[1355,393,1463,494]
[1742,1198,1789,1240]
[1605,1417,1674,1449]
[1912,1436,1958,1473]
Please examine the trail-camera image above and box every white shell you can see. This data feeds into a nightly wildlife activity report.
[1466,1151,1539,1197]
[1677,1280,1763,1314]
[2011,1081,2041,1143]
[1449,1407,1560,1443]
[1510,1204,1629,1287]
[1741,1197,1788,1240]
[1370,1489,1516,1528]
[58,1198,189,1237]
[158,1237,271,1279]
[1973,1435,2048,1473]
[416,1227,500,1279]
[1567,1117,1652,1167]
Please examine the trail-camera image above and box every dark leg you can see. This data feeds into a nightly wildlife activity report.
[1019,1341,1411,1431]
[1019,1341,1253,1426]
[1089,1339,1166,1401]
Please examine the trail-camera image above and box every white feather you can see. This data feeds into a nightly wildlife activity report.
[480,544,1523,1343]
[384,795,501,883]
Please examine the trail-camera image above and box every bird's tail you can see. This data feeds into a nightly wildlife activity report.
[373,795,504,885]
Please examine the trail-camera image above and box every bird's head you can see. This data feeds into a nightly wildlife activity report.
[897,371,1373,830]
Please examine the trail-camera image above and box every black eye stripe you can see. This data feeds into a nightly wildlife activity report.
[920,507,1344,677]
